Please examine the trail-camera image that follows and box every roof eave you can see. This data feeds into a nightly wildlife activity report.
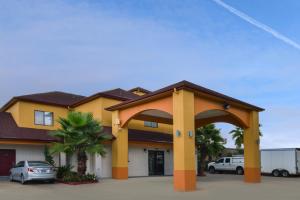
[106,82,264,112]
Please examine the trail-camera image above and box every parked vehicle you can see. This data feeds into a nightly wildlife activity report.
[208,156,244,175]
[9,160,56,184]
[261,148,300,177]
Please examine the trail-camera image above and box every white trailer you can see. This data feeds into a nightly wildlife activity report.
[261,148,300,177]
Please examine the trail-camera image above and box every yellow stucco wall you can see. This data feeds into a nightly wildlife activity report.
[128,120,172,134]
[6,101,68,130]
[6,102,20,126]
[74,98,103,122]
[74,97,172,134]
[5,96,172,134]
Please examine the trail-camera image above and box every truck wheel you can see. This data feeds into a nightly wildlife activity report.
[281,170,289,177]
[272,170,280,177]
[236,167,244,175]
[209,167,216,174]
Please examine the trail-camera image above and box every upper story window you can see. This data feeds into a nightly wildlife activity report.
[34,110,54,126]
[144,121,158,128]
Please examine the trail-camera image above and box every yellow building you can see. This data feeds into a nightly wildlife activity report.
[0,80,263,191]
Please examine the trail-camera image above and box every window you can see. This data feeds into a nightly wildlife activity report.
[225,158,231,163]
[144,121,158,128]
[34,110,53,126]
[216,158,224,164]
[15,161,25,168]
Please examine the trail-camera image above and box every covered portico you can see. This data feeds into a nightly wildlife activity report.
[106,81,264,192]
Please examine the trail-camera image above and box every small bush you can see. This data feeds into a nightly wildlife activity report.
[56,165,73,179]
[62,172,97,182]
[81,173,97,181]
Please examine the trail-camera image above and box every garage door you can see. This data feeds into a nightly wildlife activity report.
[0,149,16,176]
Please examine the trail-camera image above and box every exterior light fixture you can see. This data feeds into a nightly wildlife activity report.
[144,148,147,152]
[166,149,170,153]
[256,139,260,145]
[223,103,230,110]
[176,130,181,137]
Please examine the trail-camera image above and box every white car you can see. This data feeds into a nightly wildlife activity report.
[208,157,244,175]
[10,160,56,184]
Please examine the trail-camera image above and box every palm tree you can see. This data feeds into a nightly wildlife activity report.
[50,111,111,175]
[229,127,244,149]
[195,124,225,176]
[229,125,263,150]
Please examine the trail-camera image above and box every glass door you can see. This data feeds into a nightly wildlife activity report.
[148,150,164,176]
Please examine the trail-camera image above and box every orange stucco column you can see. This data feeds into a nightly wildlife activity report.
[172,90,196,192]
[111,111,128,179]
[244,111,261,183]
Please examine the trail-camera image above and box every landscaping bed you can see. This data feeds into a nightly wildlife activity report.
[56,165,98,185]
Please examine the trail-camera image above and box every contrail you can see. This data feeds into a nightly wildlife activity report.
[212,0,300,50]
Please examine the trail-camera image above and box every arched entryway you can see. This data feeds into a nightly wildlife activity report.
[106,81,263,192]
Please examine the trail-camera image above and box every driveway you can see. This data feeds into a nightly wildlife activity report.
[0,174,300,200]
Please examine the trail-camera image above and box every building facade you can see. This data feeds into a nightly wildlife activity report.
[0,87,180,178]
[0,81,263,191]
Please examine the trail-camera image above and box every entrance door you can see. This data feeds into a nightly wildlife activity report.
[148,150,164,176]
[0,149,16,176]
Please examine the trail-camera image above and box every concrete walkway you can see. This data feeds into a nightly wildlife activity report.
[0,174,300,200]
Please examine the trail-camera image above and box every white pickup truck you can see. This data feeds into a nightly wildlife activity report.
[208,156,244,175]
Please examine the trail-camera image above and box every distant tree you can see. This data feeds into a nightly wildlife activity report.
[50,111,111,175]
[195,124,225,176]
[229,125,263,150]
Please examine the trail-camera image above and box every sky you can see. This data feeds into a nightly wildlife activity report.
[0,0,300,148]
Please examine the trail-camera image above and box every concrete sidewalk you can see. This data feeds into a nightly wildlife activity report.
[0,174,299,200]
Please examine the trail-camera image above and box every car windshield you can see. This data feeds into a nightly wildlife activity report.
[28,161,51,167]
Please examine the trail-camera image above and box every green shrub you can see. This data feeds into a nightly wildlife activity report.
[44,146,55,166]
[56,165,73,179]
[81,173,97,181]
[62,172,97,182]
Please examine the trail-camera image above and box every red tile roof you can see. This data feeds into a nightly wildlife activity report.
[128,87,152,94]
[71,88,140,107]
[0,91,85,111]
[0,112,58,142]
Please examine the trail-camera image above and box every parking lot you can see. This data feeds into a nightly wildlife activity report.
[0,174,299,200]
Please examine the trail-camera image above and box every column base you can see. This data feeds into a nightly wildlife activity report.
[174,170,196,191]
[244,167,261,183]
[112,167,128,179]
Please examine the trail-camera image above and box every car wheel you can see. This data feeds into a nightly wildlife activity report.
[281,170,289,177]
[236,167,244,175]
[20,174,26,184]
[9,174,13,182]
[209,167,216,174]
[272,170,280,177]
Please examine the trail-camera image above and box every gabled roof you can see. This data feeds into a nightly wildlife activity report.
[0,112,58,142]
[128,87,152,94]
[106,80,264,111]
[71,88,140,107]
[0,91,85,111]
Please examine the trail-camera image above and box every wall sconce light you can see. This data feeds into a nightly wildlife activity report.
[176,130,181,137]
[188,131,193,137]
[256,139,260,145]
[144,148,147,153]
[166,149,170,153]
[223,103,230,110]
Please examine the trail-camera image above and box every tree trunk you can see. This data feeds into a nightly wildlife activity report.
[77,151,87,176]
[198,146,207,176]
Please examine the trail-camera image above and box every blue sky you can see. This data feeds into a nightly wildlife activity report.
[1,0,300,148]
